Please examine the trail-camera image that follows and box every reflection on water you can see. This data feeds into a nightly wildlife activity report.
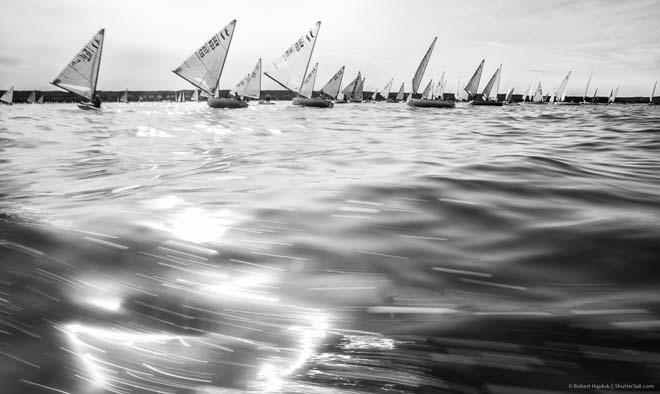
[1,101,660,393]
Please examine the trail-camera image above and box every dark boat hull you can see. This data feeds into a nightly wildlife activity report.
[291,97,334,108]
[207,98,248,109]
[77,103,100,110]
[471,100,503,106]
[407,99,455,108]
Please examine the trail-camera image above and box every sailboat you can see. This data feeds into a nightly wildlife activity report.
[581,71,593,104]
[530,81,545,104]
[464,59,485,102]
[0,86,13,105]
[266,21,331,108]
[376,78,393,101]
[649,81,657,105]
[37,94,44,104]
[555,71,578,105]
[191,89,199,102]
[388,82,405,102]
[173,20,244,109]
[608,85,619,104]
[592,88,599,104]
[503,87,516,104]
[355,77,365,102]
[339,72,362,103]
[292,62,320,106]
[472,64,502,106]
[119,89,128,103]
[319,66,345,101]
[51,29,105,110]
[26,90,36,104]
[232,58,264,104]
[407,37,454,108]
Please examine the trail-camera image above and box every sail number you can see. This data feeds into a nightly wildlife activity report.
[71,39,100,66]
[198,36,222,59]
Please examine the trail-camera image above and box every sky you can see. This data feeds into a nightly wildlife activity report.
[1,0,659,96]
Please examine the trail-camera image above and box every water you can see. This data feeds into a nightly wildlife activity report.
[1,102,660,393]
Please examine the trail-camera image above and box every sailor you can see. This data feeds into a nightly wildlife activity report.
[91,94,102,108]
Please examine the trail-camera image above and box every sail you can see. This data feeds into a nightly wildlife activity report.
[593,88,598,102]
[232,58,262,99]
[37,95,44,104]
[191,90,199,101]
[120,89,128,103]
[265,21,321,94]
[556,71,571,102]
[337,92,345,101]
[421,79,433,99]
[173,20,236,96]
[0,86,13,104]
[341,72,360,100]
[583,71,593,101]
[355,77,365,100]
[52,29,105,100]
[27,90,36,103]
[533,82,544,102]
[650,81,657,103]
[493,65,501,101]
[395,83,405,101]
[525,83,533,101]
[200,90,212,99]
[378,78,393,100]
[434,72,445,99]
[609,85,619,103]
[505,87,514,102]
[464,59,484,97]
[481,66,500,100]
[412,37,437,94]
[456,78,462,100]
[371,90,378,100]
[298,62,318,98]
[321,66,344,99]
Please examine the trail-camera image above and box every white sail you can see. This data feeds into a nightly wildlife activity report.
[533,82,544,102]
[191,90,199,101]
[341,72,360,100]
[395,83,405,101]
[525,83,533,101]
[0,86,13,104]
[232,58,262,99]
[650,81,657,103]
[464,59,484,97]
[299,62,318,99]
[421,79,433,99]
[265,21,321,96]
[37,94,44,104]
[455,78,462,100]
[355,77,365,100]
[173,20,236,96]
[120,89,128,103]
[337,92,345,101]
[505,87,514,102]
[481,66,500,100]
[556,71,571,102]
[371,90,378,100]
[378,78,393,100]
[434,72,445,99]
[27,90,36,103]
[52,29,105,100]
[583,71,593,102]
[593,88,598,102]
[412,37,437,94]
[493,65,501,101]
[609,85,619,103]
[201,90,211,99]
[321,66,344,99]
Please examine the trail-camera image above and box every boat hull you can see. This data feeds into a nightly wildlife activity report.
[77,103,100,110]
[291,97,334,108]
[407,99,455,108]
[556,101,580,106]
[471,100,503,106]
[207,98,248,109]
[386,99,401,103]
[258,101,275,105]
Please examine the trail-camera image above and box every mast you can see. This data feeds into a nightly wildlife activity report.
[299,22,321,94]
[650,81,657,104]
[92,29,105,97]
[583,71,593,102]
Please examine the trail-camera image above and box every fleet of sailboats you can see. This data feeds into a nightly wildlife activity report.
[0,22,655,110]
[51,29,105,109]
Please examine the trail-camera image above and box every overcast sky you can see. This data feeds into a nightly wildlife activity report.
[1,0,659,96]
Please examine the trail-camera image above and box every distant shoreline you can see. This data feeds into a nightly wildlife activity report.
[1,89,657,104]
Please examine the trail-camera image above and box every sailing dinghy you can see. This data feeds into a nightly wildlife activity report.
[191,89,199,102]
[555,71,578,105]
[388,83,405,102]
[608,85,619,104]
[26,90,36,104]
[376,78,393,101]
[37,94,44,104]
[119,89,128,103]
[503,87,516,104]
[649,81,657,105]
[320,66,345,101]
[232,58,266,104]
[581,71,593,104]
[0,86,13,105]
[338,72,361,103]
[530,81,545,104]
[173,20,245,109]
[265,21,332,108]
[51,29,105,110]
[472,64,502,106]
[407,37,454,108]
[464,59,485,102]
